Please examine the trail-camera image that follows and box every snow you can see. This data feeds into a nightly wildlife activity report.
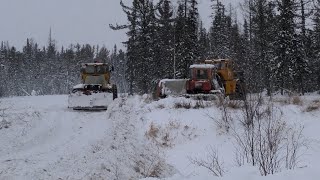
[0,93,319,179]
[158,79,188,96]
[159,79,189,83]
[82,63,108,66]
[189,64,216,69]
[68,92,113,109]
[72,83,86,89]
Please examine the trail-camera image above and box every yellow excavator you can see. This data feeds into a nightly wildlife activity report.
[203,59,245,98]
[68,63,117,110]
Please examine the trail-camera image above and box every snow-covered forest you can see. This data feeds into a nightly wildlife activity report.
[0,0,319,97]
[112,0,320,95]
[0,37,127,96]
[1,1,320,180]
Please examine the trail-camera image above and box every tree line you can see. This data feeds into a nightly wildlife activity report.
[0,36,126,97]
[1,0,320,97]
[112,0,320,95]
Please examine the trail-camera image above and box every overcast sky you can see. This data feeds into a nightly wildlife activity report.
[0,0,242,51]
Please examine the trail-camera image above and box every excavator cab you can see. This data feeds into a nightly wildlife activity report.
[204,59,245,99]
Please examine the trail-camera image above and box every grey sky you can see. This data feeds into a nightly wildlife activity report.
[0,0,242,51]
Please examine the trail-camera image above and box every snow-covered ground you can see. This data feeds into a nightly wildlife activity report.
[0,93,319,179]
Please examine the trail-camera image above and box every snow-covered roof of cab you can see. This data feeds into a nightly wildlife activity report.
[81,63,108,66]
[204,59,231,63]
[189,64,216,69]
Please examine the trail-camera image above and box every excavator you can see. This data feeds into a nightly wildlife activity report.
[68,62,118,110]
[157,59,245,100]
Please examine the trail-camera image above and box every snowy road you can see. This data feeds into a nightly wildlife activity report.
[0,95,114,179]
[0,95,172,180]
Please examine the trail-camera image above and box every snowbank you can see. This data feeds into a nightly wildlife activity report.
[0,94,319,180]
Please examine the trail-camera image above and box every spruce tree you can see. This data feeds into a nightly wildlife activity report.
[157,0,174,78]
[112,0,158,94]
[209,0,230,58]
[174,3,188,78]
[311,1,320,89]
[198,21,210,61]
[186,0,199,62]
[249,0,277,93]
[174,0,199,78]
[273,0,296,94]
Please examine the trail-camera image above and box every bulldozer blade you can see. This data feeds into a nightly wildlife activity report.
[158,79,188,97]
[68,91,113,111]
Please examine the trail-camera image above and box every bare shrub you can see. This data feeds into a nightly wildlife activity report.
[189,146,225,177]
[174,99,212,109]
[192,99,213,109]
[227,100,243,109]
[305,100,320,112]
[174,102,191,109]
[133,146,167,178]
[0,119,11,129]
[145,122,172,147]
[0,108,11,130]
[314,99,320,103]
[145,123,159,139]
[232,94,307,176]
[209,99,233,134]
[215,95,225,107]
[292,96,302,105]
[194,100,205,109]
[157,104,165,109]
[168,120,181,129]
[145,120,196,148]
[274,94,303,106]
[161,133,170,147]
[285,125,306,170]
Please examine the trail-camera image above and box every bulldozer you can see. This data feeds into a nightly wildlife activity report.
[68,62,118,110]
[157,59,245,99]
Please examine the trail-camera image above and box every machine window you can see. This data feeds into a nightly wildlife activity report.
[196,69,208,79]
[84,66,95,74]
[97,65,107,73]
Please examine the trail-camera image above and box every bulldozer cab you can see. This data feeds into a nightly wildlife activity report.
[80,63,111,85]
[190,64,216,80]
[81,63,110,74]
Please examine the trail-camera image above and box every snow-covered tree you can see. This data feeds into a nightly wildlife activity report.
[273,0,297,94]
